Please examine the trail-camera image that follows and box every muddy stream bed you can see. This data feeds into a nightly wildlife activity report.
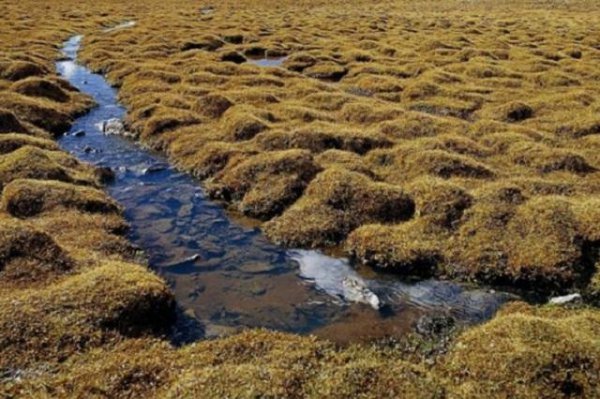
[56,34,516,344]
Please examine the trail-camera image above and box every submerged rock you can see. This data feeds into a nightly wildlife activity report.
[342,275,382,310]
[101,118,135,137]
[239,261,277,274]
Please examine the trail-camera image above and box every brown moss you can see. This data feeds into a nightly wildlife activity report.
[192,93,233,118]
[265,168,414,246]
[11,77,70,103]
[221,107,269,141]
[0,108,28,134]
[441,303,600,398]
[315,149,378,178]
[0,60,48,81]
[0,146,96,190]
[346,221,443,276]
[7,329,447,399]
[447,194,593,290]
[0,133,58,154]
[1,179,121,218]
[256,124,391,155]
[0,92,72,135]
[283,52,317,72]
[407,176,473,228]
[371,148,495,183]
[510,142,596,175]
[304,62,348,81]
[141,109,200,140]
[501,101,534,122]
[305,356,443,399]
[3,1,600,397]
[0,216,73,286]
[341,102,404,125]
[378,112,462,140]
[207,149,320,219]
[557,117,600,138]
[0,262,174,369]
[181,35,224,52]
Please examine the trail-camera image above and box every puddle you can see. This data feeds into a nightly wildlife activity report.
[247,56,288,68]
[56,35,515,344]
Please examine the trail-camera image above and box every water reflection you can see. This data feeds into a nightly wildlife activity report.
[248,56,288,67]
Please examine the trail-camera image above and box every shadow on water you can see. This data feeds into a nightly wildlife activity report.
[56,35,517,345]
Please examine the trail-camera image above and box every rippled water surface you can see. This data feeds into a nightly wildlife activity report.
[56,35,515,343]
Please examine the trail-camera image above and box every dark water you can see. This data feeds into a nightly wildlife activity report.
[56,34,515,344]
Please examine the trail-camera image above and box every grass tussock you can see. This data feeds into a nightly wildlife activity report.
[440,303,600,398]
[0,133,58,155]
[0,261,174,369]
[207,149,321,219]
[1,178,121,218]
[0,146,98,190]
[265,167,414,246]
[0,216,73,287]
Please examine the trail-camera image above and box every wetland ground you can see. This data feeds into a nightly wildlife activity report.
[1,0,600,397]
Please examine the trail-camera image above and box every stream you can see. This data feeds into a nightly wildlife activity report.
[56,33,515,344]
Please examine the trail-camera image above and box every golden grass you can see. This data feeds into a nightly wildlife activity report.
[1,0,600,397]
[440,303,600,398]
[58,0,600,291]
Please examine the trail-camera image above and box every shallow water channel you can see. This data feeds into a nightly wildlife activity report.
[56,34,515,344]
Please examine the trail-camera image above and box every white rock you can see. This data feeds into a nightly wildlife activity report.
[342,276,382,310]
[101,118,135,137]
[549,293,581,305]
[290,249,383,310]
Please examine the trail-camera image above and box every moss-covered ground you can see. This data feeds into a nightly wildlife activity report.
[1,0,600,397]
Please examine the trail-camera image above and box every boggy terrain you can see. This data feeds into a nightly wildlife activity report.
[74,0,600,294]
[1,0,600,398]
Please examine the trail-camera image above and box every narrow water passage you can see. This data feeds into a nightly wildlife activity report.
[56,35,514,343]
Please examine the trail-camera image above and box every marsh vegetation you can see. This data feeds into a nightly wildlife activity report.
[1,0,600,397]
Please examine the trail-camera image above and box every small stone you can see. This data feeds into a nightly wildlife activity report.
[342,276,382,310]
[102,118,130,136]
[549,293,582,305]
[238,261,276,274]
[249,282,267,296]
[72,129,85,137]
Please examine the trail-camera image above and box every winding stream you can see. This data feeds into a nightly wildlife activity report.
[56,34,514,344]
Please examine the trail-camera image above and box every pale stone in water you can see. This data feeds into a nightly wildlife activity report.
[548,293,581,305]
